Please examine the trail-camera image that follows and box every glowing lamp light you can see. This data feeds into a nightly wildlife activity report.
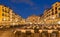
[52,17,55,19]
[30,22,32,24]
[13,23,15,25]
[38,23,40,24]
[16,20,18,22]
[44,19,46,21]
[10,19,12,21]
[3,18,6,21]
[57,21,60,24]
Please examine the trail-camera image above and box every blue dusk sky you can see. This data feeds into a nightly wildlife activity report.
[0,0,60,18]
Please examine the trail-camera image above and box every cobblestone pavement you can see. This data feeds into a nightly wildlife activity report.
[0,24,60,37]
[0,29,15,37]
[0,28,59,37]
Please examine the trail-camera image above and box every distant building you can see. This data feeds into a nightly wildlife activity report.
[26,15,41,24]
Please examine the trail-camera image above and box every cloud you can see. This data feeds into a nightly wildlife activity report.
[11,0,34,6]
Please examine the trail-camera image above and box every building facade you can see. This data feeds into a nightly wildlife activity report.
[0,5,12,26]
[43,2,60,24]
[26,15,41,24]
[0,5,23,27]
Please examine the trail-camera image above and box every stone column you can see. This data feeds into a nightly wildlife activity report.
[39,30,42,37]
[21,29,26,37]
[31,30,34,37]
[22,33,26,37]
[56,31,59,37]
[48,30,53,37]
[31,33,34,37]
[33,33,40,37]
